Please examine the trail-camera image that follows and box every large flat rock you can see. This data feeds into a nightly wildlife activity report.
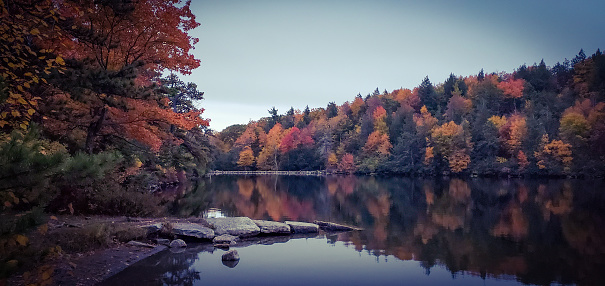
[285,221,319,233]
[313,220,362,231]
[205,217,260,237]
[253,220,291,234]
[171,223,215,240]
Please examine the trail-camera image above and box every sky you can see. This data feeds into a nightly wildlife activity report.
[183,0,605,132]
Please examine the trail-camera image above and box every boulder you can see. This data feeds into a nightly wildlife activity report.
[285,221,319,233]
[222,250,240,261]
[313,220,362,231]
[213,234,239,245]
[205,217,260,237]
[169,239,187,248]
[171,223,215,240]
[253,220,291,234]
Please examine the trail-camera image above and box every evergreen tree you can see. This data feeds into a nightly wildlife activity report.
[418,76,439,115]
[326,102,338,118]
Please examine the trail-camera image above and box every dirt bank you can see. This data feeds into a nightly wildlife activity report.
[5,215,203,286]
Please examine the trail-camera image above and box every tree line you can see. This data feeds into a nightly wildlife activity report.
[213,49,605,177]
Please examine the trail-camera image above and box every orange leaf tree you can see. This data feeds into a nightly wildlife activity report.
[36,0,207,153]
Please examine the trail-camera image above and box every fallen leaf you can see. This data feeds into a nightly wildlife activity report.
[15,234,29,246]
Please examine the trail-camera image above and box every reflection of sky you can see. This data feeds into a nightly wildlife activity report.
[189,238,520,285]
[203,207,226,218]
[184,0,605,131]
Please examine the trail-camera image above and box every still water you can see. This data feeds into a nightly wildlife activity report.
[105,176,605,285]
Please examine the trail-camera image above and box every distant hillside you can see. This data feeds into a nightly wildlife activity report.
[211,49,605,177]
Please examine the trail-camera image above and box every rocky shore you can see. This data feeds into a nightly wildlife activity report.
[6,216,361,286]
[139,216,361,250]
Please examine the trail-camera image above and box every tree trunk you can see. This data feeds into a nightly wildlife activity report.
[85,106,108,154]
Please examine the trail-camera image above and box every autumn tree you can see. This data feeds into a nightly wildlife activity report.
[414,106,438,137]
[393,88,420,109]
[372,106,388,134]
[497,78,525,112]
[235,123,259,148]
[534,134,572,174]
[444,93,472,124]
[559,99,605,173]
[430,121,471,173]
[256,123,284,170]
[327,152,338,170]
[35,0,207,154]
[337,153,356,174]
[499,114,527,157]
[279,127,314,154]
[363,131,392,157]
[237,146,255,170]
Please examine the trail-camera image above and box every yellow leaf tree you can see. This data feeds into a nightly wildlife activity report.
[534,134,573,174]
[256,123,284,170]
[237,146,255,170]
[0,0,65,131]
[430,121,471,173]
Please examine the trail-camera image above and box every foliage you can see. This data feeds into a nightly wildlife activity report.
[0,127,66,212]
[1,0,210,216]
[237,146,255,169]
[216,49,605,176]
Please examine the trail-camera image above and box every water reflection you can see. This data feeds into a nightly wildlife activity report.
[159,176,605,285]
[100,244,210,286]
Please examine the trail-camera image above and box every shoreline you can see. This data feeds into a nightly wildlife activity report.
[5,215,359,285]
[5,216,203,286]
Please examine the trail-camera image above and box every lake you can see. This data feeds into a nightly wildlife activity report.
[104,176,605,285]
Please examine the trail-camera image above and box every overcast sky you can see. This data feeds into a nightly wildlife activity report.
[183,0,605,131]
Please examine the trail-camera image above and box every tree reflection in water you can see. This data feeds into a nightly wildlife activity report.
[100,245,211,286]
[161,175,605,285]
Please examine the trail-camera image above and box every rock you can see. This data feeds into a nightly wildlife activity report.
[313,220,362,231]
[141,223,163,233]
[285,221,319,233]
[214,243,230,250]
[169,239,187,248]
[213,234,239,245]
[253,220,291,234]
[154,238,171,246]
[171,223,215,240]
[126,241,155,248]
[222,250,240,261]
[205,217,260,237]
[222,259,239,268]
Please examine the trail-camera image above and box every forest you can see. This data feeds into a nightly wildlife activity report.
[212,49,605,178]
[1,0,213,218]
